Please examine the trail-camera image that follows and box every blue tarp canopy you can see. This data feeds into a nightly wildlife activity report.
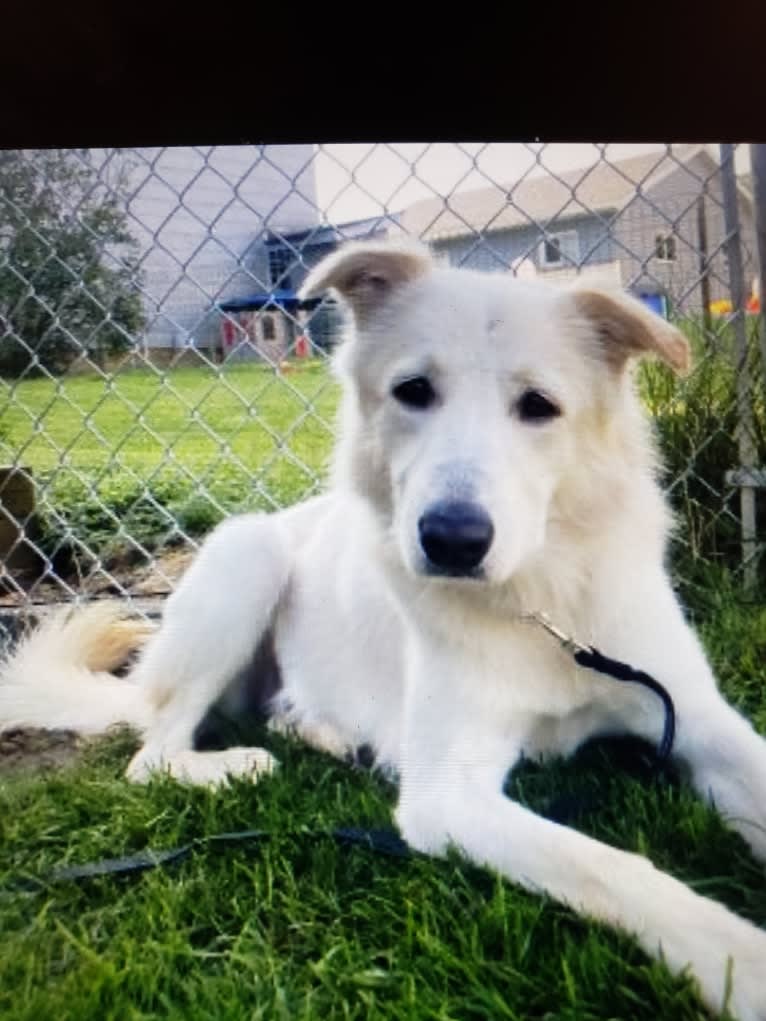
[217,289,321,313]
[265,216,397,248]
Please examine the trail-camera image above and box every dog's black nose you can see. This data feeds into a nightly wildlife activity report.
[418,501,494,575]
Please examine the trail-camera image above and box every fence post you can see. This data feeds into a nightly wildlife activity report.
[720,144,758,588]
[750,145,766,393]
[696,194,712,336]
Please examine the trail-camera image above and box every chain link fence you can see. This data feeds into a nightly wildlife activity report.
[1,143,764,640]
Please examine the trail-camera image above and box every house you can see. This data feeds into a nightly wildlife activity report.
[192,146,758,363]
[110,146,321,359]
[393,146,759,316]
[217,213,398,361]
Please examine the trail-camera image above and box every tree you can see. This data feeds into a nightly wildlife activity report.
[0,149,145,377]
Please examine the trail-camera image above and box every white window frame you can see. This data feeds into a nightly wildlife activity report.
[654,234,677,263]
[540,230,580,268]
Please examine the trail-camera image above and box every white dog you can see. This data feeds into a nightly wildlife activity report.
[2,240,766,1020]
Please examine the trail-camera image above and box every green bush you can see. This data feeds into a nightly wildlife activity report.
[34,462,316,571]
[36,473,186,570]
[639,313,766,584]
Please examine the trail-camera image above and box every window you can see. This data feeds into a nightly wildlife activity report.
[431,246,452,267]
[655,234,677,262]
[262,315,276,341]
[540,230,579,268]
[268,247,293,288]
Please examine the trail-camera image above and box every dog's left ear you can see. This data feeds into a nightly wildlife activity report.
[569,288,691,375]
[299,239,433,323]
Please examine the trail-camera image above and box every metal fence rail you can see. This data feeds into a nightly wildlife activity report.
[1,143,763,638]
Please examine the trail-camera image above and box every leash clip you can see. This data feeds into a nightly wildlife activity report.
[522,611,589,656]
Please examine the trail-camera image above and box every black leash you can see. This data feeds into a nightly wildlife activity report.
[7,828,412,894]
[5,636,676,893]
[524,612,676,764]
[573,646,675,762]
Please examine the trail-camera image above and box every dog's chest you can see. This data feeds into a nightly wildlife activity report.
[460,620,655,759]
[486,630,614,717]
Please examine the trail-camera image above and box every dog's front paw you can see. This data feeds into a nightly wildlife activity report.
[126,746,278,787]
[657,893,766,1021]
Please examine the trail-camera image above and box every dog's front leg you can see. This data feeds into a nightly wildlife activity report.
[677,693,766,862]
[126,513,293,785]
[395,644,766,1021]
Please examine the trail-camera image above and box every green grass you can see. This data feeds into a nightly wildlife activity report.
[1,360,338,480]
[0,360,340,561]
[2,592,766,1020]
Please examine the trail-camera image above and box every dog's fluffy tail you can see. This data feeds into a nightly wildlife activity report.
[0,603,154,736]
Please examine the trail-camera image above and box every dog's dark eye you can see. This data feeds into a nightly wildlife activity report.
[391,376,436,410]
[517,389,561,422]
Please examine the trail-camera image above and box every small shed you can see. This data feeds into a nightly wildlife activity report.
[217,290,321,363]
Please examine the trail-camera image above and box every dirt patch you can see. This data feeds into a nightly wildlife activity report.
[116,547,195,595]
[0,727,83,775]
[0,546,196,610]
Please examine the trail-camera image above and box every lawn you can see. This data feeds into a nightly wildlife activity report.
[1,360,338,483]
[2,586,766,1020]
[0,360,340,560]
[2,360,766,1019]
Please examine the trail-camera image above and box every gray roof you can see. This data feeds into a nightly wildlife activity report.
[398,146,709,242]
[273,213,401,248]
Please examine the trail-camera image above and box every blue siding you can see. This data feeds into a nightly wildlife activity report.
[433,215,615,272]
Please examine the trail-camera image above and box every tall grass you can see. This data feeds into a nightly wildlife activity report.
[639,313,766,590]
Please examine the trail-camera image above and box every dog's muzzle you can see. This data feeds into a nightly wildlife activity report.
[418,500,494,577]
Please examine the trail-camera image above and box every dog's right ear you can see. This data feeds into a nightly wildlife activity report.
[568,286,691,375]
[298,240,433,323]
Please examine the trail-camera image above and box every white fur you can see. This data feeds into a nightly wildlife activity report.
[2,241,766,1019]
[0,603,153,734]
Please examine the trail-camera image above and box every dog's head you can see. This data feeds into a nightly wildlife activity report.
[300,240,688,587]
